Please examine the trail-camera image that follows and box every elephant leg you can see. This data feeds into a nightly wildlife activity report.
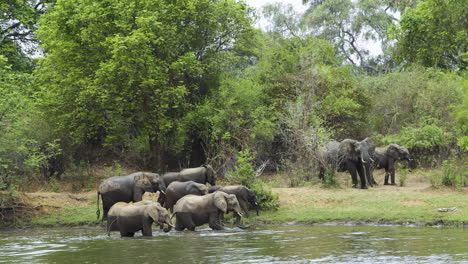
[346,163,359,188]
[318,166,325,180]
[390,168,396,185]
[120,231,135,237]
[240,200,250,218]
[384,170,390,185]
[102,202,111,221]
[356,163,368,189]
[142,219,153,236]
[362,164,373,187]
[176,213,196,231]
[208,213,224,230]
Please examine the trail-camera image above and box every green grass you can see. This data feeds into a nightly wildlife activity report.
[30,205,100,227]
[246,188,467,226]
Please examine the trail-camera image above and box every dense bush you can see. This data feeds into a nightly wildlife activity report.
[226,149,279,210]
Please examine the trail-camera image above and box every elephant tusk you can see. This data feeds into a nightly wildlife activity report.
[370,158,374,163]
[160,190,166,195]
[361,158,367,164]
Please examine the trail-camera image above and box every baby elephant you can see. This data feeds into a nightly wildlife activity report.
[172,191,243,231]
[164,181,208,211]
[107,201,174,237]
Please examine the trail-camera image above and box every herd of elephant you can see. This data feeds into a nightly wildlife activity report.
[96,138,411,237]
[96,165,259,237]
[318,138,412,189]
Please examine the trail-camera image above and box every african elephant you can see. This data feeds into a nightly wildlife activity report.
[107,200,173,237]
[172,191,243,231]
[208,185,259,221]
[97,172,166,221]
[157,172,180,206]
[373,144,412,185]
[164,181,207,211]
[318,137,376,189]
[177,165,217,186]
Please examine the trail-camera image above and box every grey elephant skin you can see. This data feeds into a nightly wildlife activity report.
[172,191,243,231]
[107,201,173,237]
[373,144,412,185]
[97,172,167,221]
[319,137,376,189]
[157,172,180,205]
[208,185,259,221]
[158,165,216,205]
[164,181,207,211]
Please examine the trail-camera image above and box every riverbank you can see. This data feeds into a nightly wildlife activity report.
[2,180,466,228]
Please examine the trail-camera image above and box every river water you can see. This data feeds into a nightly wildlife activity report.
[0,225,466,263]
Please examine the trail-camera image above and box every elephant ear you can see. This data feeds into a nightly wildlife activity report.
[134,173,151,189]
[213,192,227,213]
[387,144,400,159]
[205,165,216,185]
[339,139,360,161]
[147,204,160,223]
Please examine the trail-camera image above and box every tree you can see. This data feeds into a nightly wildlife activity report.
[301,0,417,73]
[392,0,468,70]
[34,0,254,169]
[0,0,53,71]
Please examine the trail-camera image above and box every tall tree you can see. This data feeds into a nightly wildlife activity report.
[0,0,53,71]
[34,0,254,169]
[301,0,417,73]
[392,0,468,70]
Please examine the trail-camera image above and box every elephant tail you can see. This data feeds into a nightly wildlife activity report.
[96,191,101,220]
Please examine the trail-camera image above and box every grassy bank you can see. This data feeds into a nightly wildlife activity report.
[2,170,466,228]
[250,186,467,226]
[18,187,466,228]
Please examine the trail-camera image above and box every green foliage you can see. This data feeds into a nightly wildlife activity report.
[382,123,447,150]
[322,164,339,188]
[398,166,408,187]
[441,160,467,189]
[392,0,468,70]
[300,0,414,71]
[34,0,255,168]
[227,149,279,210]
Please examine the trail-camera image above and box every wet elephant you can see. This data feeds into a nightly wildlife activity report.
[164,181,207,211]
[97,172,166,221]
[172,191,243,231]
[208,185,259,225]
[107,200,173,237]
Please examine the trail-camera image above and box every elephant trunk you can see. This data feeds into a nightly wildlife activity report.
[254,202,259,216]
[162,216,174,232]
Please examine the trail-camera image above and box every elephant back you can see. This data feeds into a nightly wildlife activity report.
[178,165,216,185]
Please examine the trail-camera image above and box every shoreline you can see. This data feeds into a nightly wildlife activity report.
[2,218,467,230]
[1,179,467,230]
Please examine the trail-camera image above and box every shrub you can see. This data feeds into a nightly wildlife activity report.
[441,160,467,189]
[227,149,279,210]
[322,164,339,188]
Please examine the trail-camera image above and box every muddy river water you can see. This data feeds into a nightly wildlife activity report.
[0,225,467,263]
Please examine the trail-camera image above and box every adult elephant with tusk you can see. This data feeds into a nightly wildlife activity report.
[96,172,167,221]
[172,191,243,231]
[373,144,413,185]
[107,200,173,237]
[318,137,376,189]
